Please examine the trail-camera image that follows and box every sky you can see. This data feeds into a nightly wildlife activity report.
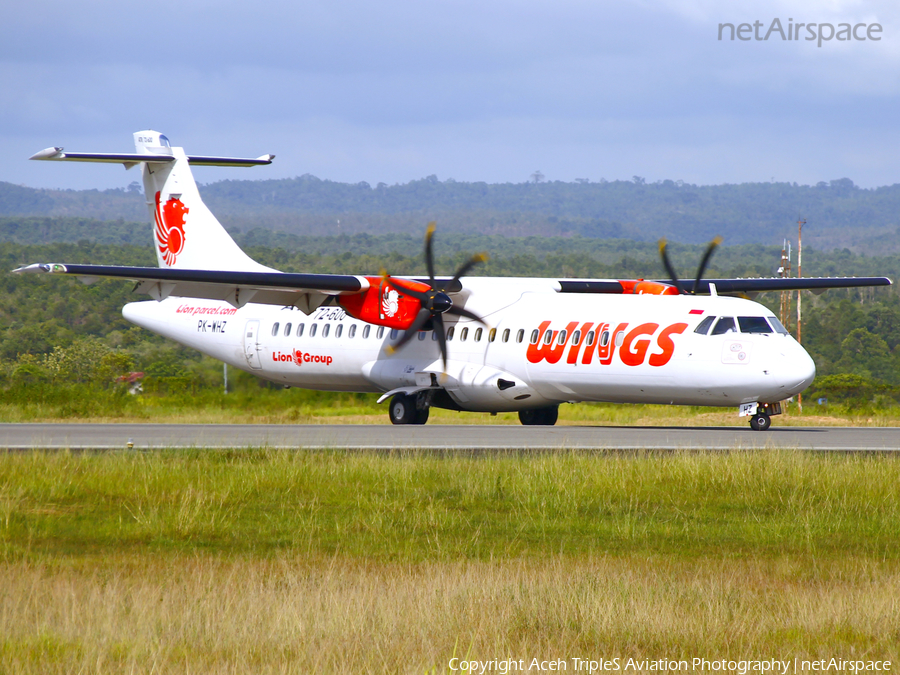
[1,0,897,191]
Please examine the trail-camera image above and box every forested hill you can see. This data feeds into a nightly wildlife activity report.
[2,176,899,253]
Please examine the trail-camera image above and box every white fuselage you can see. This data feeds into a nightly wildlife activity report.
[123,277,816,413]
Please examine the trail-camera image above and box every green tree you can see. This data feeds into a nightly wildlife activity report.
[835,328,892,381]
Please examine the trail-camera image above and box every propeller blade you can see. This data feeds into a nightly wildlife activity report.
[692,236,723,295]
[378,223,491,371]
[383,276,430,303]
[658,239,682,294]
[386,307,433,354]
[432,312,448,372]
[446,304,488,326]
[443,252,488,290]
[424,221,437,285]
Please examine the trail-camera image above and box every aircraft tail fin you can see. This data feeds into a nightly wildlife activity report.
[31,130,276,272]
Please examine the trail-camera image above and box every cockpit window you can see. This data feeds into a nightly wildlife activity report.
[710,317,737,335]
[159,134,171,147]
[768,316,789,335]
[738,317,773,334]
[694,316,715,335]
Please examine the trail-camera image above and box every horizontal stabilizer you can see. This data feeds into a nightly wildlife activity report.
[186,154,275,167]
[30,148,274,167]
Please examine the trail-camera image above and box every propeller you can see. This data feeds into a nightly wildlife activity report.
[381,221,487,371]
[384,222,489,369]
[658,236,723,295]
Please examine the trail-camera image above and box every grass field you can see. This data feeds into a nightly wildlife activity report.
[2,449,900,673]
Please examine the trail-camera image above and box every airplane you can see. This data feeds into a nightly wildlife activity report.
[14,131,892,431]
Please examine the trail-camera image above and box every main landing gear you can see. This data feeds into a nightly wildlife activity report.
[518,406,559,426]
[387,394,560,427]
[388,393,430,425]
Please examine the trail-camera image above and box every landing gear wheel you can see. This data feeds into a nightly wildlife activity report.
[541,406,559,426]
[389,393,430,425]
[518,406,559,426]
[749,413,771,431]
[414,406,430,425]
[389,394,417,425]
[518,409,539,425]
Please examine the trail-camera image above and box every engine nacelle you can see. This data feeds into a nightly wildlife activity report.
[619,279,679,296]
[338,276,431,330]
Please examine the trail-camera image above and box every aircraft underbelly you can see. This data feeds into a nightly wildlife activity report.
[522,354,782,407]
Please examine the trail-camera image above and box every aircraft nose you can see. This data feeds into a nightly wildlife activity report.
[781,343,816,395]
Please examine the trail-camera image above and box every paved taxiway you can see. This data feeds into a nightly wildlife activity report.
[1,423,900,451]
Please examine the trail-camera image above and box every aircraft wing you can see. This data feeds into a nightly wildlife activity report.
[559,276,893,295]
[12,263,369,313]
[13,262,892,311]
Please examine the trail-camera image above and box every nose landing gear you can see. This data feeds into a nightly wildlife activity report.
[749,413,771,431]
[747,401,781,431]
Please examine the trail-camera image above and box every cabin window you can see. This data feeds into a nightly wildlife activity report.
[296,324,304,338]
[418,331,427,341]
[474,327,483,342]
[309,324,317,337]
[489,328,497,342]
[768,316,789,335]
[284,323,292,337]
[432,330,439,341]
[694,316,715,335]
[460,327,469,342]
[557,330,567,345]
[529,329,539,345]
[738,317,773,334]
[271,322,280,337]
[516,329,525,344]
[502,328,510,343]
[376,326,385,339]
[447,326,455,341]
[362,325,370,339]
[600,330,610,347]
[542,330,553,345]
[335,324,343,338]
[349,324,356,338]
[390,328,398,340]
[322,324,330,338]
[615,331,624,347]
[711,317,737,335]
[572,330,581,346]
[587,330,595,346]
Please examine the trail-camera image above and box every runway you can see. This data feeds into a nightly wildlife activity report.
[2,423,900,451]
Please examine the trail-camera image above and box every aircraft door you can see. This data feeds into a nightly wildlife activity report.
[243,320,262,369]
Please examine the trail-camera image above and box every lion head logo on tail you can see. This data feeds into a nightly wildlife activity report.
[154,191,189,266]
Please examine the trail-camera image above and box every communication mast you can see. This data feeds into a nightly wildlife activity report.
[797,217,805,343]
[779,239,792,332]
[796,216,806,414]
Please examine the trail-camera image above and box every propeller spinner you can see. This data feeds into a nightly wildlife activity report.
[383,222,488,369]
